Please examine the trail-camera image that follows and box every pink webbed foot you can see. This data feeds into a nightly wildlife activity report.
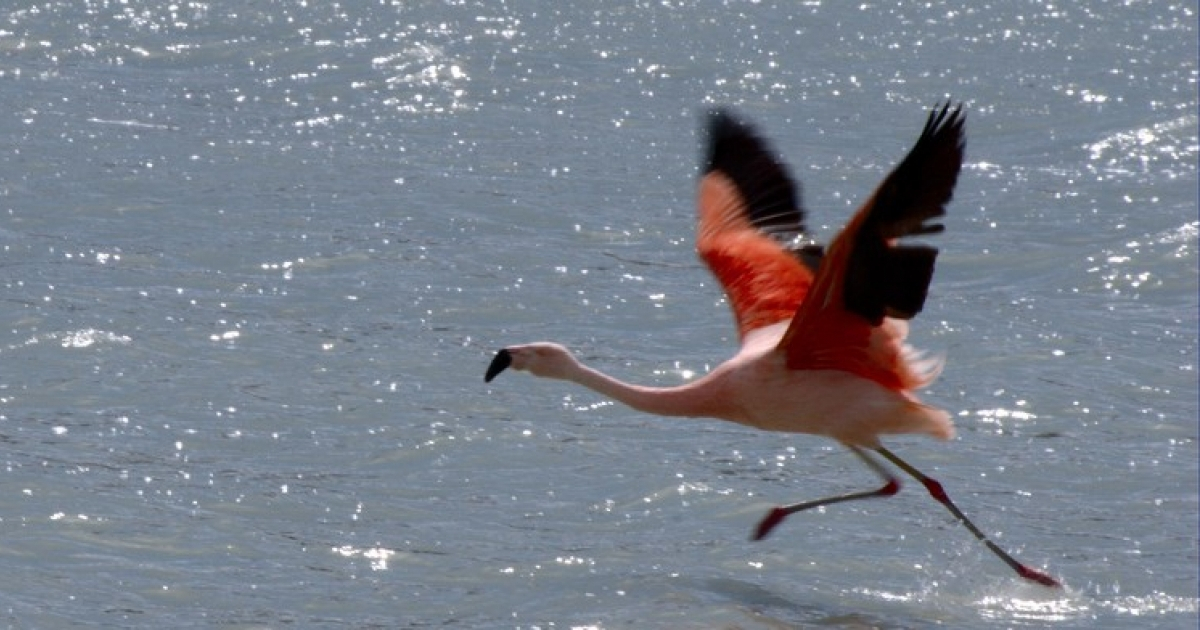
[752,507,787,541]
[1018,564,1063,588]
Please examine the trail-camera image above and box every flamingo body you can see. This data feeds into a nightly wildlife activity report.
[489,103,964,448]
[483,103,1061,586]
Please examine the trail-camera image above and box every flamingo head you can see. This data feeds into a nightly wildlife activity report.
[485,343,580,383]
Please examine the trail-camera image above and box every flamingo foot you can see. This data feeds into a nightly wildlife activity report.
[752,507,787,541]
[1017,564,1062,588]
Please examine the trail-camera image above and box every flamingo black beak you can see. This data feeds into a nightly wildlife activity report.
[484,349,512,383]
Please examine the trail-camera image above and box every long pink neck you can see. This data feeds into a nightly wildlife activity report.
[565,362,735,420]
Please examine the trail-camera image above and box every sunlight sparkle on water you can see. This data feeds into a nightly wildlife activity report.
[58,328,131,348]
[962,408,1038,422]
[978,593,1087,622]
[332,545,396,571]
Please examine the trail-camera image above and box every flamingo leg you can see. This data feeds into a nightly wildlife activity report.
[752,446,900,541]
[873,446,1060,587]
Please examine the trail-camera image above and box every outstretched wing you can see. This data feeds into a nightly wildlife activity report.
[697,109,824,340]
[780,102,965,388]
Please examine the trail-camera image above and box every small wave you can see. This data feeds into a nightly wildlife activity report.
[331,545,397,571]
[87,117,177,131]
[978,588,1199,624]
[9,329,133,351]
[1085,115,1198,176]
[1101,592,1200,616]
[59,328,131,349]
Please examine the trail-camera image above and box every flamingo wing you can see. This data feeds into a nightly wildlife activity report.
[779,103,965,387]
[697,109,824,340]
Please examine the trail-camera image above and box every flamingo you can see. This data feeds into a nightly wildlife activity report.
[484,102,1059,587]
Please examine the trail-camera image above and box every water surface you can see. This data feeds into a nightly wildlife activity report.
[0,1,1196,627]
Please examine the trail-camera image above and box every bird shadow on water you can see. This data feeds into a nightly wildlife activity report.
[694,577,928,629]
[691,574,1109,629]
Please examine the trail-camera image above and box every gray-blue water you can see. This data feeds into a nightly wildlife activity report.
[0,1,1196,627]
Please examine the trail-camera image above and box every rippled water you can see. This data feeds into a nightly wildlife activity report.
[0,1,1196,628]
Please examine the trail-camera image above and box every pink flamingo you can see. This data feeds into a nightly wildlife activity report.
[485,103,1059,587]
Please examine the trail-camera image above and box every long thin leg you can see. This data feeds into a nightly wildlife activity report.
[875,446,1060,587]
[752,446,900,541]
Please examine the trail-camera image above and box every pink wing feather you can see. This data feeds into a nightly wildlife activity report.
[780,103,965,390]
[696,110,822,340]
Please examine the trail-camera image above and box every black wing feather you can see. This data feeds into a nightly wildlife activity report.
[843,102,966,324]
[703,109,824,270]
